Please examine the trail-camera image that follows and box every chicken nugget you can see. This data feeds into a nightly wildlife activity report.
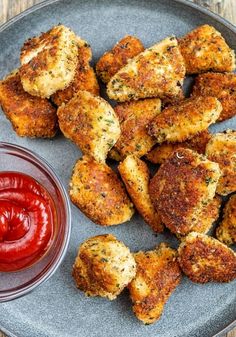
[178,232,236,283]
[146,130,211,164]
[118,155,163,233]
[216,194,236,245]
[191,196,221,234]
[96,35,144,83]
[148,96,221,144]
[192,72,236,122]
[57,90,120,163]
[69,156,134,226]
[112,98,161,159]
[179,25,235,74]
[0,71,57,137]
[149,148,221,235]
[19,25,78,98]
[52,37,99,106]
[72,234,136,300]
[206,130,236,195]
[107,36,185,102]
[128,243,181,324]
[177,196,221,239]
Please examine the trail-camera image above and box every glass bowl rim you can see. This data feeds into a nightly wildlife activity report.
[0,141,71,302]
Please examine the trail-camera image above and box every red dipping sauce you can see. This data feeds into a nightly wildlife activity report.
[0,171,55,272]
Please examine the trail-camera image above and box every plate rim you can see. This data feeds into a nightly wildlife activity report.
[0,0,236,35]
[0,0,235,336]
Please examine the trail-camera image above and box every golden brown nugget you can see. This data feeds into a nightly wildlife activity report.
[107,36,185,102]
[72,234,136,300]
[146,130,211,164]
[96,35,144,83]
[177,196,221,239]
[128,243,181,324]
[149,148,221,235]
[178,232,236,283]
[118,155,163,233]
[52,67,99,106]
[191,196,221,234]
[192,72,236,122]
[216,194,236,245]
[206,130,236,196]
[19,25,78,98]
[0,71,57,138]
[57,90,120,163]
[69,156,134,226]
[179,25,235,74]
[148,96,221,144]
[52,37,99,106]
[112,98,161,159]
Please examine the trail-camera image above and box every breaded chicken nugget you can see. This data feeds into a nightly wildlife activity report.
[0,71,57,137]
[96,35,144,83]
[74,36,93,64]
[179,25,235,74]
[128,243,181,324]
[146,130,211,164]
[111,98,161,159]
[148,96,221,144]
[206,130,236,195]
[191,196,221,235]
[118,155,163,233]
[19,25,78,98]
[149,148,221,235]
[69,156,134,226]
[192,72,236,122]
[107,36,185,102]
[178,232,236,283]
[52,37,99,106]
[216,194,236,245]
[58,90,120,163]
[177,196,221,239]
[52,67,99,106]
[72,234,136,300]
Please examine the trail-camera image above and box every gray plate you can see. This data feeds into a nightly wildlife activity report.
[0,0,236,336]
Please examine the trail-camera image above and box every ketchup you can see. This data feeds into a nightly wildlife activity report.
[0,172,55,272]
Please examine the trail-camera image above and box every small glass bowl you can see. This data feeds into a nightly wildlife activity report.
[0,142,71,302]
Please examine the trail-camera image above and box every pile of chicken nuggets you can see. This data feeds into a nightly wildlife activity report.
[0,23,236,325]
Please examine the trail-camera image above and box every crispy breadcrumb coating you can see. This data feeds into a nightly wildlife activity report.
[0,71,57,137]
[128,243,181,324]
[191,196,221,234]
[177,196,221,239]
[57,90,120,163]
[216,194,236,245]
[107,36,185,102]
[149,148,221,235]
[69,156,134,226]
[19,25,78,98]
[206,130,236,196]
[179,25,235,74]
[118,155,163,233]
[96,35,144,83]
[146,130,211,164]
[72,234,136,300]
[192,72,236,122]
[178,232,236,283]
[148,96,221,144]
[111,98,161,159]
[52,37,99,105]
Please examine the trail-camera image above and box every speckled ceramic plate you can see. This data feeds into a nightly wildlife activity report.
[0,0,235,336]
